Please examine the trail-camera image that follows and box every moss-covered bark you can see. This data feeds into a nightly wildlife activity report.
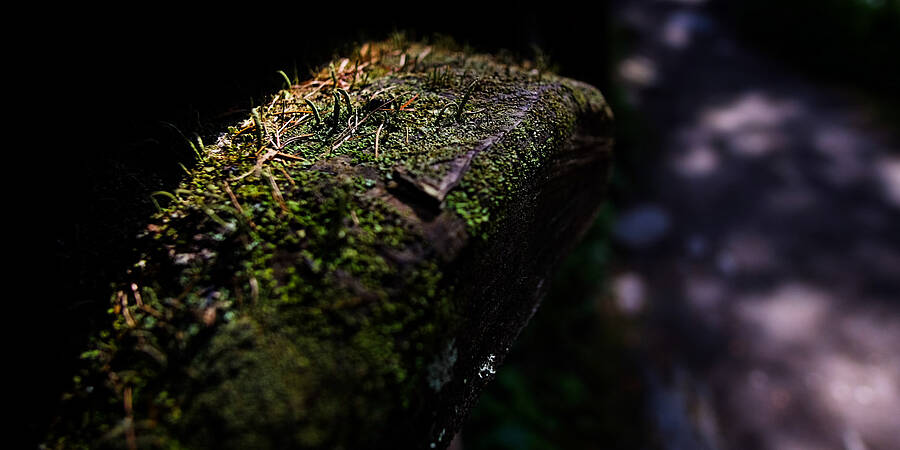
[46,40,613,449]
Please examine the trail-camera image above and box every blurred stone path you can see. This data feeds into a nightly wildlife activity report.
[611,1,900,449]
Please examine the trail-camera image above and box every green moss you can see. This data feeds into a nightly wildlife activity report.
[46,39,610,449]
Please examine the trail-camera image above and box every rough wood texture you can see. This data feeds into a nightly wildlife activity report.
[46,41,613,449]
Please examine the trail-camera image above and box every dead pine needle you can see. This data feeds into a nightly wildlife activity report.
[375,121,385,158]
[398,94,419,111]
[130,283,143,307]
[416,46,432,66]
[265,170,289,214]
[275,163,297,186]
[223,181,257,229]
[249,277,259,304]
[222,182,243,215]
[274,151,306,161]
[235,124,256,135]
[117,290,136,328]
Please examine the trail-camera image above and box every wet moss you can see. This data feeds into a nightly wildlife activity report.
[46,40,611,449]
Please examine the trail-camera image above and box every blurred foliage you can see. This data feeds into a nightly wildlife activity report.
[722,0,900,104]
[464,206,653,450]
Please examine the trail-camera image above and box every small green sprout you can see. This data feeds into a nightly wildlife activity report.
[428,66,454,89]
[330,62,338,91]
[150,191,179,212]
[331,91,341,129]
[276,70,293,89]
[161,121,204,161]
[304,99,321,125]
[456,78,480,123]
[337,88,354,121]
[437,101,458,124]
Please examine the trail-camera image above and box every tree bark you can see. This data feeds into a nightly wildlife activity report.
[47,41,614,449]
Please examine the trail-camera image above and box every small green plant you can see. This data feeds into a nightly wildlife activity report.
[304,99,322,126]
[330,62,338,91]
[530,45,557,80]
[434,77,480,124]
[189,133,205,159]
[437,101,458,124]
[389,30,408,51]
[331,91,341,129]
[276,70,293,89]
[161,122,205,161]
[337,88,354,122]
[149,191,179,212]
[456,78,480,123]
[351,59,359,89]
[428,66,455,89]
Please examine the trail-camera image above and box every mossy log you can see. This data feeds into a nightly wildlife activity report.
[47,41,614,449]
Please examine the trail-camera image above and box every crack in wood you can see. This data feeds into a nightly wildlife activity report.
[393,86,550,205]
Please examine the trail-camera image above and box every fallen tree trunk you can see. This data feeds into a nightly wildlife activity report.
[47,40,614,449]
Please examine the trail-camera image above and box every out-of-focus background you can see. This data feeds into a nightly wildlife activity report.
[30,1,899,448]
